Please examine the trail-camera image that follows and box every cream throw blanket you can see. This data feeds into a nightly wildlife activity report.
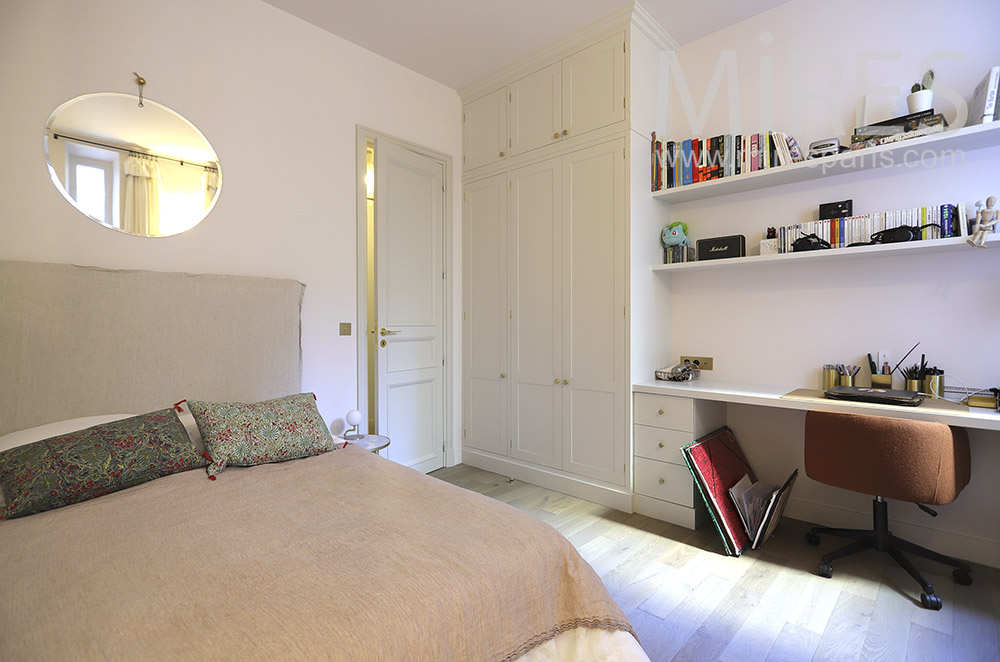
[0,445,635,661]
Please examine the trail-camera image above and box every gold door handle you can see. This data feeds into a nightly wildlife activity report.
[658,442,665,448]
[500,373,506,379]
[499,151,505,157]
[554,378,560,384]
[658,478,665,485]
[563,379,569,385]
[658,409,664,415]
[562,129,568,136]
[553,132,560,139]
[379,328,400,336]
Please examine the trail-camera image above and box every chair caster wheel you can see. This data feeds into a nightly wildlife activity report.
[805,531,820,546]
[818,562,833,578]
[953,568,972,586]
[920,592,942,610]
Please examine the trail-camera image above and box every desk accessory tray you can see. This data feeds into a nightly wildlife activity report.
[825,385,923,406]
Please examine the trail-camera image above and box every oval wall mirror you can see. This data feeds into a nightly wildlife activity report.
[44,93,221,237]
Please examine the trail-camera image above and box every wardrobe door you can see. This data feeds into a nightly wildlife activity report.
[562,32,626,139]
[560,138,626,485]
[463,173,508,455]
[463,88,507,171]
[509,157,562,469]
[509,62,562,157]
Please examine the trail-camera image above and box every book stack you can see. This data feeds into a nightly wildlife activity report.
[969,65,1000,125]
[850,110,947,150]
[651,131,805,191]
[774,202,969,253]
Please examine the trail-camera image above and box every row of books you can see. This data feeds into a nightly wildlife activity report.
[651,131,805,191]
[850,109,947,150]
[772,203,969,254]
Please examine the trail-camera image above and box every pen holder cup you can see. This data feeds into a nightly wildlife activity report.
[823,369,839,390]
[923,375,944,398]
[905,379,921,392]
[870,374,892,388]
[839,375,854,387]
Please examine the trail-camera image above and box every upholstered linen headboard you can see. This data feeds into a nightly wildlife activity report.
[0,261,304,436]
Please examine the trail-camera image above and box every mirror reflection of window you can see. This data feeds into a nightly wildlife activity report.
[65,143,119,228]
[44,93,221,237]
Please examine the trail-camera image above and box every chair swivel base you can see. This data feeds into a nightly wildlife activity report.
[804,497,972,610]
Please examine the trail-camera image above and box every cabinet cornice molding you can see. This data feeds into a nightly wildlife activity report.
[459,4,633,102]
[630,1,679,53]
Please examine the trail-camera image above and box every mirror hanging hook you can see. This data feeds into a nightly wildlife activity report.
[133,72,146,108]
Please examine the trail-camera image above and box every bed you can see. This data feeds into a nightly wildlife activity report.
[0,261,649,662]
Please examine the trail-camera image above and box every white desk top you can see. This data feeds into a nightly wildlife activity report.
[632,380,1000,432]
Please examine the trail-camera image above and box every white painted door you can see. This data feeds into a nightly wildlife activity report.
[463,88,507,171]
[463,173,508,455]
[375,138,445,473]
[509,62,562,156]
[509,156,562,468]
[561,139,626,485]
[562,32,626,138]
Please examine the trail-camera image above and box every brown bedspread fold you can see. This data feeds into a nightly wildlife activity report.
[0,445,634,661]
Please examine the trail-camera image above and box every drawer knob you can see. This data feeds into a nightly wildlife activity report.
[658,478,665,485]
[658,442,665,448]
[553,132,560,139]
[499,151,505,157]
[658,409,664,415]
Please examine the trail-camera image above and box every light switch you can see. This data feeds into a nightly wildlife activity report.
[339,322,351,336]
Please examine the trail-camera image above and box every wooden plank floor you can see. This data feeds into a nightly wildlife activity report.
[430,464,1000,662]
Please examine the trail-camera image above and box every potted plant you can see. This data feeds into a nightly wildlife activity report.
[907,69,934,113]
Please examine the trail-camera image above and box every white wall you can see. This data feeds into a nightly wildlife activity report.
[0,0,462,438]
[649,0,1000,565]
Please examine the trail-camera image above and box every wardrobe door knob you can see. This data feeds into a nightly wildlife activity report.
[554,378,560,384]
[553,132,560,139]
[500,373,506,379]
[499,151,505,157]
[658,409,664,415]
[562,129,568,136]
[563,379,569,385]
[658,478,665,485]
[658,442,665,448]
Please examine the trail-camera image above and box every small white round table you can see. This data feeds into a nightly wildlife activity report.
[340,434,390,455]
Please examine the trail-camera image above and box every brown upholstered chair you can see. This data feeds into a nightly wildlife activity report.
[803,410,972,610]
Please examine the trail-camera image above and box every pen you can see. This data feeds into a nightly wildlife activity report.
[891,342,920,375]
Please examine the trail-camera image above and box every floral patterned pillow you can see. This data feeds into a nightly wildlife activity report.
[188,393,335,477]
[0,409,207,519]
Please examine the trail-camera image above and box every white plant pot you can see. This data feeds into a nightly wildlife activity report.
[907,89,933,114]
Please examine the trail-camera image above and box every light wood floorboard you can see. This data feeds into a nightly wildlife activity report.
[431,464,1000,662]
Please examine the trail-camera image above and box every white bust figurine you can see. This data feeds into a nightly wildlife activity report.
[968,196,998,248]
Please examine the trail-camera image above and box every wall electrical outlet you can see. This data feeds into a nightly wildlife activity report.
[339,322,352,336]
[680,356,713,370]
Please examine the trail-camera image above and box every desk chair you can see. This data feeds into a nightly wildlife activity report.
[803,411,972,610]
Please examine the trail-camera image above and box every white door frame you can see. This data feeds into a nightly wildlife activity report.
[355,126,456,466]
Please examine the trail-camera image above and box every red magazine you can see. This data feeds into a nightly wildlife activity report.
[682,427,755,556]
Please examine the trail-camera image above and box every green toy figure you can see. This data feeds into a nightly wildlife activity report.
[661,221,690,247]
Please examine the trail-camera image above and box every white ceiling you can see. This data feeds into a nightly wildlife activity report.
[261,0,791,91]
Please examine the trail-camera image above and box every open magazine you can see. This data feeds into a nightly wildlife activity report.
[728,470,798,550]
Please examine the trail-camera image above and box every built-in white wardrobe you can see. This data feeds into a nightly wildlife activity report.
[462,6,672,510]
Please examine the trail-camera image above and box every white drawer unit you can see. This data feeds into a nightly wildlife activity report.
[631,391,726,529]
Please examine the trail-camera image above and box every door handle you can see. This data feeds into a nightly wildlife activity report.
[379,328,400,336]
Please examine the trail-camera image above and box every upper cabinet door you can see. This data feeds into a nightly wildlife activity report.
[509,62,562,157]
[562,32,626,139]
[463,88,508,171]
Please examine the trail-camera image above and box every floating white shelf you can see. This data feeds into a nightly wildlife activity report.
[651,122,1000,204]
[652,235,998,273]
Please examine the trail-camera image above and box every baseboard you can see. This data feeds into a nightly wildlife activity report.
[786,496,1000,570]
[462,449,632,512]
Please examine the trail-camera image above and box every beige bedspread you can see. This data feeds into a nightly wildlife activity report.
[0,446,634,661]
